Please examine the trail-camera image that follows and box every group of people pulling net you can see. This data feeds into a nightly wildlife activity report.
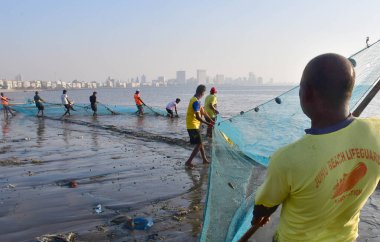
[1,89,175,118]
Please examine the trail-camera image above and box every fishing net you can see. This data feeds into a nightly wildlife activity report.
[7,102,166,117]
[201,40,380,242]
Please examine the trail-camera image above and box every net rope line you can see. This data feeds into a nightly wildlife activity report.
[6,101,167,117]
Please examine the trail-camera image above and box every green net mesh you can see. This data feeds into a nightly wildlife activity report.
[201,40,380,242]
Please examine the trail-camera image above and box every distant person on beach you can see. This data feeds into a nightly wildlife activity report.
[34,91,45,117]
[204,87,219,137]
[166,98,181,118]
[89,91,97,116]
[185,85,214,168]
[61,90,74,117]
[366,36,370,48]
[250,54,380,242]
[134,89,144,116]
[1,92,15,118]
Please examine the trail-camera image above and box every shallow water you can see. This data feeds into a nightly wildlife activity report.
[1,86,379,241]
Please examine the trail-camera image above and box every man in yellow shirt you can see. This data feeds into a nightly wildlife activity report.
[251,53,380,242]
[204,87,219,137]
[185,85,214,168]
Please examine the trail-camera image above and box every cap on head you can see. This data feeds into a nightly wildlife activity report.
[210,87,217,94]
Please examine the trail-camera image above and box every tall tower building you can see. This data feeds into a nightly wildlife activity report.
[197,69,207,84]
[176,71,186,85]
[15,74,22,82]
[215,74,225,85]
[141,74,147,84]
[248,72,256,83]
[158,76,165,85]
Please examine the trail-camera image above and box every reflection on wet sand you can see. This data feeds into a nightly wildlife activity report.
[91,129,99,150]
[61,120,71,146]
[36,118,45,146]
[136,115,144,129]
[185,165,208,237]
[2,119,11,137]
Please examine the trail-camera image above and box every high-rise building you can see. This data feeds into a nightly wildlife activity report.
[158,76,165,84]
[197,69,207,84]
[215,74,224,85]
[257,76,263,85]
[248,72,257,84]
[176,71,186,85]
[15,74,22,82]
[141,74,147,84]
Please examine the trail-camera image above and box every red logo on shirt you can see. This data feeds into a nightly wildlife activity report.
[332,162,367,199]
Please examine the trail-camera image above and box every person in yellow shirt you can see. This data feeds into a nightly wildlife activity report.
[134,89,144,116]
[250,53,380,242]
[204,87,219,137]
[185,85,214,168]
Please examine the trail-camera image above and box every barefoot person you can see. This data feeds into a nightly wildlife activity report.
[1,92,15,118]
[134,89,144,116]
[204,87,219,137]
[185,85,214,168]
[166,98,180,118]
[250,54,380,242]
[89,91,97,116]
[34,91,45,117]
[61,90,74,117]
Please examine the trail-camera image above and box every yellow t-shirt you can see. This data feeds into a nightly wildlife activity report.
[186,96,201,129]
[255,118,380,242]
[204,94,217,119]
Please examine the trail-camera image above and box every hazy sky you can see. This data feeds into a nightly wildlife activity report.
[1,0,379,83]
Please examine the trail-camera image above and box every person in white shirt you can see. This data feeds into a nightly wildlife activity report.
[166,98,180,118]
[61,90,74,117]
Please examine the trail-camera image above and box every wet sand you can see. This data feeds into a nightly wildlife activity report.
[1,114,379,242]
[0,115,208,241]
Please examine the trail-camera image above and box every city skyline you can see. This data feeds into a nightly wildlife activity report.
[1,0,379,84]
[0,68,272,90]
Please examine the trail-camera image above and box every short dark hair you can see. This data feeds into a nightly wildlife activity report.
[35,91,38,94]
[176,98,181,103]
[302,53,355,107]
[195,85,206,95]
[63,90,67,94]
[93,91,97,94]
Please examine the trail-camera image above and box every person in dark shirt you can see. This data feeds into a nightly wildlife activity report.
[89,92,97,116]
[34,91,45,117]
